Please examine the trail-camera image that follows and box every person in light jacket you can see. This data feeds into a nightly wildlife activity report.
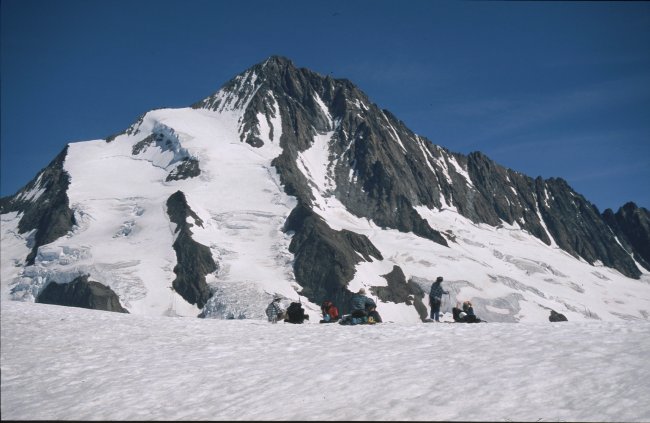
[266,296,286,323]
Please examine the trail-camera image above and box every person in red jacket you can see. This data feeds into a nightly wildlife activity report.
[320,300,339,323]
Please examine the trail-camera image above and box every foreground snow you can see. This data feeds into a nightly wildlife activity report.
[2,300,649,421]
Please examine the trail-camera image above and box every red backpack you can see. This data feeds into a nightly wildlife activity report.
[322,301,339,320]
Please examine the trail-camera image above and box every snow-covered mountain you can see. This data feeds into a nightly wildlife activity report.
[2,56,649,323]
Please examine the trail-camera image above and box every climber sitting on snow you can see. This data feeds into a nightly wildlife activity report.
[266,296,286,323]
[339,288,380,325]
[452,301,482,323]
[320,300,339,323]
[350,288,376,318]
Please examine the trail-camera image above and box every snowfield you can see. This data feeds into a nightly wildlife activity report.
[1,300,649,421]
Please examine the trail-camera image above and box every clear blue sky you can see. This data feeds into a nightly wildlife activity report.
[2,0,649,211]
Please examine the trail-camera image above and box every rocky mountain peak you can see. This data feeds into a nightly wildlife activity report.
[602,202,650,272]
[259,55,299,78]
[192,56,647,279]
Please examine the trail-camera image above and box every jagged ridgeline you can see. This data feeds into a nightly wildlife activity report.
[1,56,649,322]
[192,56,648,278]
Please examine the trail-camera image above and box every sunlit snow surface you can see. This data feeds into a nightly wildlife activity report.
[1,300,649,421]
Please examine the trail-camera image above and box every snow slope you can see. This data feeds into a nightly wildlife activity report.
[2,105,300,318]
[2,300,649,421]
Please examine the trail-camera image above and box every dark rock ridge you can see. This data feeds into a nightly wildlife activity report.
[539,179,641,278]
[602,202,650,272]
[372,266,430,322]
[194,56,454,307]
[166,157,201,181]
[284,202,383,311]
[465,152,640,277]
[196,56,448,245]
[549,309,568,322]
[195,56,644,281]
[36,274,128,313]
[0,146,76,265]
[166,190,217,309]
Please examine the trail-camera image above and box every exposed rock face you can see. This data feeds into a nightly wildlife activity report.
[549,309,568,322]
[36,274,128,313]
[192,55,647,307]
[540,179,641,278]
[194,56,452,307]
[166,190,217,309]
[371,266,429,321]
[457,153,640,278]
[284,202,382,311]
[603,202,650,272]
[251,57,644,278]
[166,157,200,181]
[0,146,76,265]
[196,56,448,247]
[461,152,551,241]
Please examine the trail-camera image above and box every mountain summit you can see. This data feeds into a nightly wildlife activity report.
[2,56,649,322]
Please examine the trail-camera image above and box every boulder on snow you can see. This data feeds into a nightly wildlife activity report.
[36,274,128,313]
[549,310,568,322]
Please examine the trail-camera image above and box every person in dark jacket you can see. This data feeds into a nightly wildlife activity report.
[350,288,376,318]
[367,305,383,323]
[429,276,448,322]
[338,288,380,325]
[285,301,309,324]
[462,301,475,316]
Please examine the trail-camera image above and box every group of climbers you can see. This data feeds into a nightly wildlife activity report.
[264,287,383,326]
[452,300,483,323]
[265,296,310,324]
[428,276,484,323]
[265,275,486,325]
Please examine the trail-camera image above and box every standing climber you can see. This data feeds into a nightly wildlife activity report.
[429,276,448,322]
